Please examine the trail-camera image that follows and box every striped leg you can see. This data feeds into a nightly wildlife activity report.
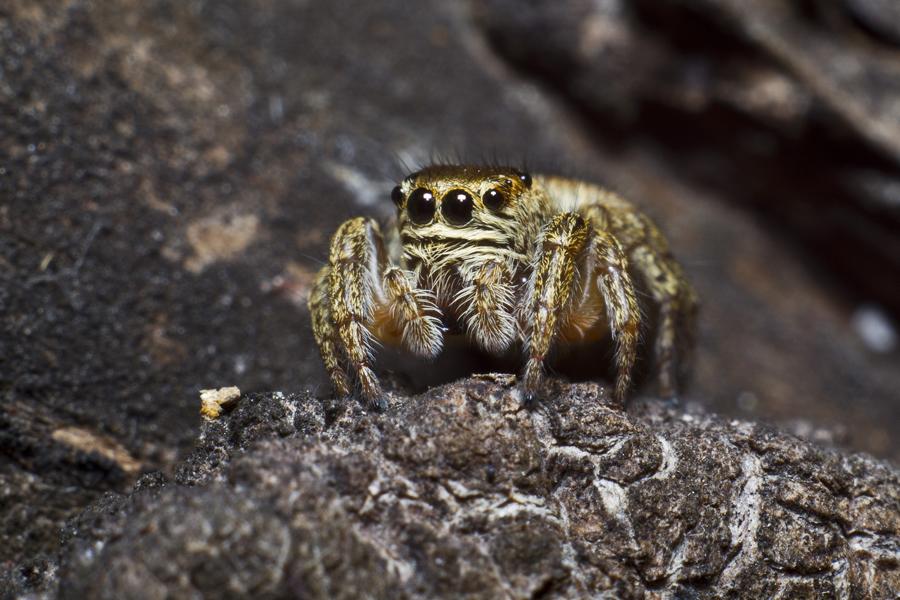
[327,217,385,408]
[590,231,640,402]
[309,267,351,397]
[309,217,444,409]
[455,259,516,353]
[381,267,443,358]
[521,213,591,403]
[630,240,698,400]
[600,204,698,400]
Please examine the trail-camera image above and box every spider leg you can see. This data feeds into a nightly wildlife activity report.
[312,217,444,409]
[629,224,699,400]
[589,230,641,402]
[309,266,352,397]
[587,201,697,400]
[380,267,443,358]
[455,259,516,353]
[521,213,591,403]
[326,217,389,409]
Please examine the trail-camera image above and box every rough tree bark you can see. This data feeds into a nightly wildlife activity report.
[3,0,900,591]
[7,377,897,598]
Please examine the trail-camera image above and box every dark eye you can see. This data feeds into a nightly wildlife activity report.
[391,185,404,207]
[517,171,532,188]
[407,188,436,224]
[482,188,505,211]
[442,189,474,225]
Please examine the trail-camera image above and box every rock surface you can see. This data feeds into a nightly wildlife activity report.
[3,0,900,576]
[478,0,900,312]
[4,378,899,598]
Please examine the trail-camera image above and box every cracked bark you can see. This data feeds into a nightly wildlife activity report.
[7,377,897,598]
[3,0,900,593]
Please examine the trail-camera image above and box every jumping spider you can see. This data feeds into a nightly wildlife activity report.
[309,165,697,410]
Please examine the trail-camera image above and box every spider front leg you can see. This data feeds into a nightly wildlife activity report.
[455,260,516,353]
[520,213,591,404]
[520,213,640,404]
[309,268,352,398]
[310,217,442,410]
[380,267,443,358]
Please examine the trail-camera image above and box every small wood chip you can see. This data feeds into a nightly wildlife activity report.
[200,386,241,419]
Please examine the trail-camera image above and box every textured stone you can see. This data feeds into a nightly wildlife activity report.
[3,0,900,575]
[5,380,897,598]
[845,0,900,47]
[477,0,900,315]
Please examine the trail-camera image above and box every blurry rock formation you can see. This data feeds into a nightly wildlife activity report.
[2,0,898,585]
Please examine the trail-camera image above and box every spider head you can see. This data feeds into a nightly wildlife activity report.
[392,164,532,232]
[390,164,539,303]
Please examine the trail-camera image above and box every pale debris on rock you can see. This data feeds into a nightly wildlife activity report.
[51,426,143,474]
[199,386,241,419]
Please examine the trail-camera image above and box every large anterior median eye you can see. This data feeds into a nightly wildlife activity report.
[442,189,474,225]
[407,188,436,224]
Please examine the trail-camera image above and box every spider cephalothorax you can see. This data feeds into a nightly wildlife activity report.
[309,164,697,409]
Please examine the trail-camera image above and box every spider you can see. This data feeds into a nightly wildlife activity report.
[308,165,698,410]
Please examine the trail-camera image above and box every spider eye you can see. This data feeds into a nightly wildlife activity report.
[391,185,404,207]
[511,169,532,188]
[441,189,474,225]
[517,171,533,188]
[407,188,436,224]
[482,188,506,211]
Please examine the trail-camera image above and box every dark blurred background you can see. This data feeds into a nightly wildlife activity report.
[2,0,899,568]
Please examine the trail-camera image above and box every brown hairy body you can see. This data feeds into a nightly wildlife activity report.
[308,165,697,410]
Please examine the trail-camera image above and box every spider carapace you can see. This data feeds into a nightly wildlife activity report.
[309,164,697,410]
